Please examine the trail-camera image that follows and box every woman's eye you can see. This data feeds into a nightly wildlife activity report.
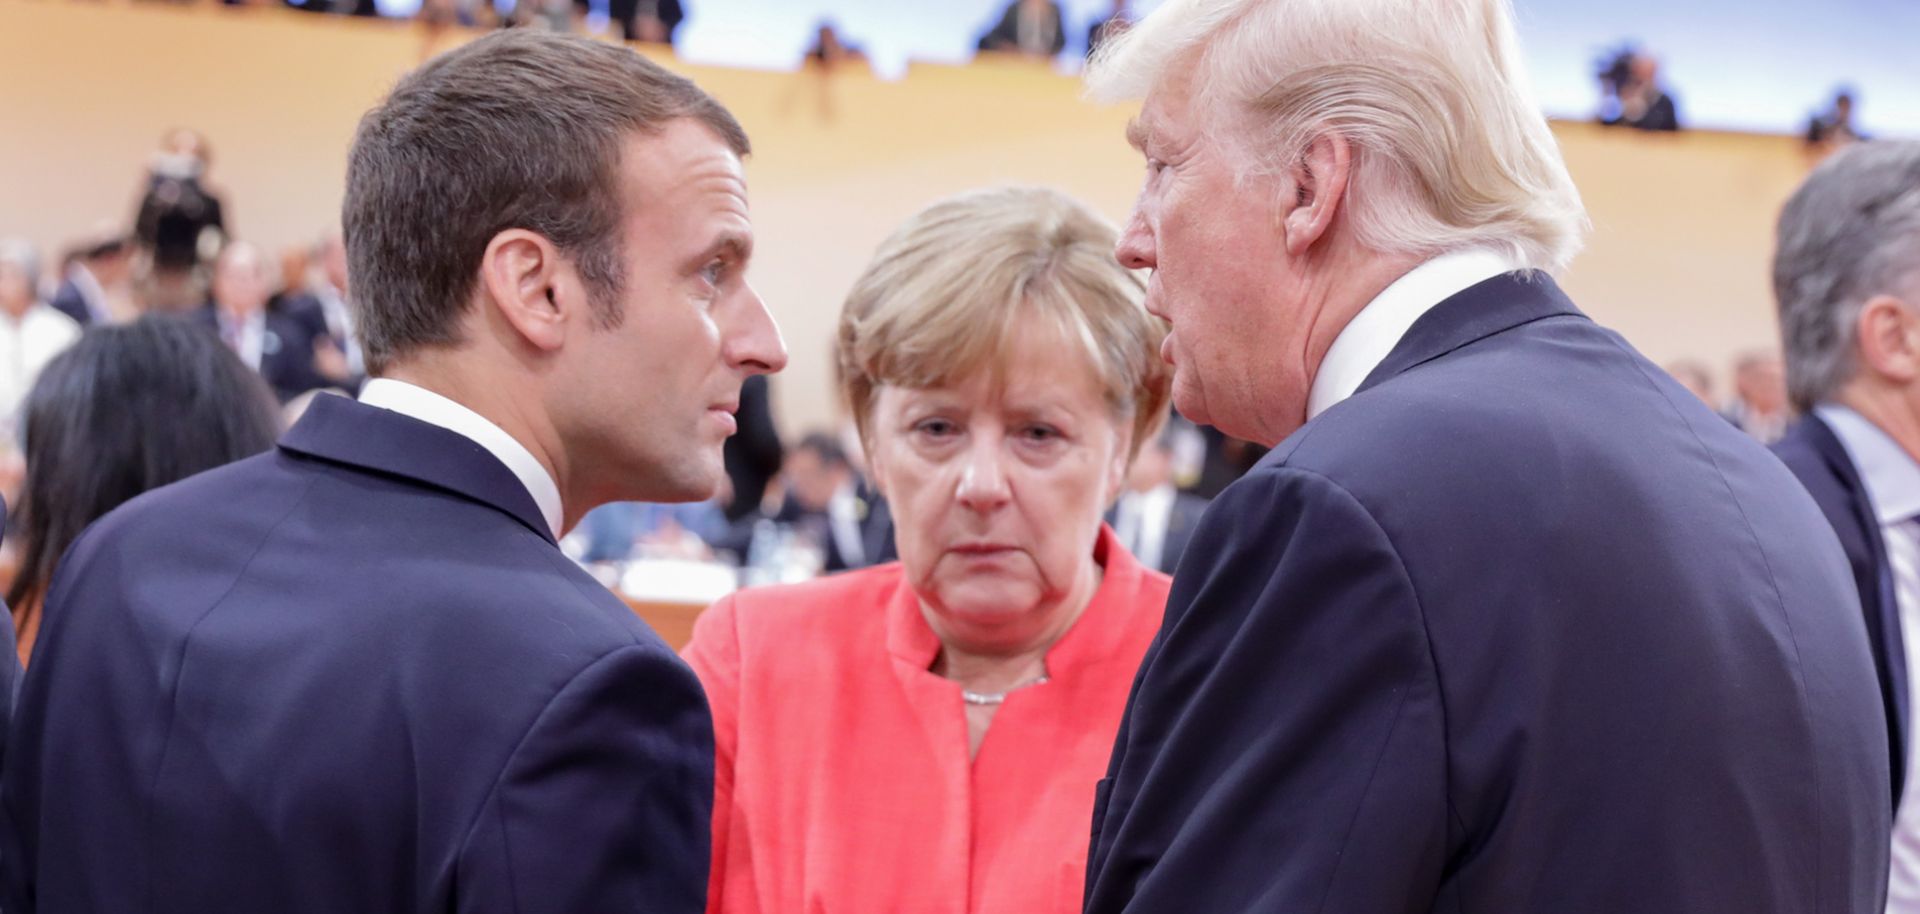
[914,418,958,439]
[1020,425,1061,443]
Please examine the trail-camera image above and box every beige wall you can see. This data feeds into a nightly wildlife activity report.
[1,0,1816,431]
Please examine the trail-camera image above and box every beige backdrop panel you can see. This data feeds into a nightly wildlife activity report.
[1,0,1812,433]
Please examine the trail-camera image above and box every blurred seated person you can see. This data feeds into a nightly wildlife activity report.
[1108,424,1208,575]
[1086,0,1131,58]
[0,240,82,445]
[308,230,365,378]
[977,0,1065,58]
[683,186,1172,914]
[1600,52,1680,132]
[196,242,352,403]
[764,431,872,574]
[48,227,135,327]
[1807,89,1867,150]
[576,500,730,564]
[1665,358,1715,405]
[7,316,280,666]
[1723,349,1791,444]
[270,236,366,393]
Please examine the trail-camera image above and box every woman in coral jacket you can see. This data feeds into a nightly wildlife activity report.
[683,186,1176,914]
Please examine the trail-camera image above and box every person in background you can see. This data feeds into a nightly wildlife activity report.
[1108,424,1208,574]
[1808,88,1868,151]
[0,240,82,445]
[1665,358,1716,405]
[722,373,782,522]
[47,227,135,327]
[977,0,1065,59]
[632,0,685,45]
[1082,1,1884,911]
[5,316,280,668]
[576,499,730,563]
[764,431,869,574]
[684,186,1171,914]
[134,128,227,311]
[1769,141,1920,912]
[1086,0,1131,59]
[598,0,682,45]
[2,30,780,911]
[195,241,350,403]
[1600,51,1680,132]
[1725,349,1792,443]
[307,230,365,379]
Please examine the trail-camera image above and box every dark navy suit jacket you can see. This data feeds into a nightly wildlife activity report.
[1,394,712,913]
[1774,414,1910,806]
[1085,274,1890,913]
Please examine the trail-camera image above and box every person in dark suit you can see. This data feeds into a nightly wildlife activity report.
[722,372,782,521]
[1770,142,1920,910]
[1082,4,1888,912]
[1107,425,1207,574]
[0,30,785,913]
[46,231,133,327]
[191,241,350,404]
[976,0,1065,58]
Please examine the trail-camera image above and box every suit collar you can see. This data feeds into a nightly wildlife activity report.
[1353,271,1581,398]
[1308,249,1523,419]
[1815,404,1920,525]
[278,393,557,544]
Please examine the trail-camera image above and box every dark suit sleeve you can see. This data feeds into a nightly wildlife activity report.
[457,644,714,914]
[1087,467,1447,913]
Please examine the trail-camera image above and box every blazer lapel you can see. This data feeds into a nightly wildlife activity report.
[277,393,556,544]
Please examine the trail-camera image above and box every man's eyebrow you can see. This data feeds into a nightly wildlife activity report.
[706,231,753,262]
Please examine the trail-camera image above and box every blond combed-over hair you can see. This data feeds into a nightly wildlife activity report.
[838,186,1171,461]
[1088,0,1588,274]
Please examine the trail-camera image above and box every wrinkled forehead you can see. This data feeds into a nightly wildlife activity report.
[877,315,1121,419]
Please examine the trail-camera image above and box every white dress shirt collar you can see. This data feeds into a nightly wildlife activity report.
[1306,248,1524,420]
[358,378,565,537]
[1816,403,1920,525]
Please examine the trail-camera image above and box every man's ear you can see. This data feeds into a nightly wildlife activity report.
[478,229,572,353]
[1280,132,1354,258]
[1856,295,1920,384]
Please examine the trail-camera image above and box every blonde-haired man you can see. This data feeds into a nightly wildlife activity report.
[1082,1,1890,912]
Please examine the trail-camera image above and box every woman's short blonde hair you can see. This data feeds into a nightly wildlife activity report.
[838,186,1171,460]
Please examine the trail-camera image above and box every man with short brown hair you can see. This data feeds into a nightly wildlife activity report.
[2,30,785,913]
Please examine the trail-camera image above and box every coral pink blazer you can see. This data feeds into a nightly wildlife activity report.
[683,526,1170,914]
